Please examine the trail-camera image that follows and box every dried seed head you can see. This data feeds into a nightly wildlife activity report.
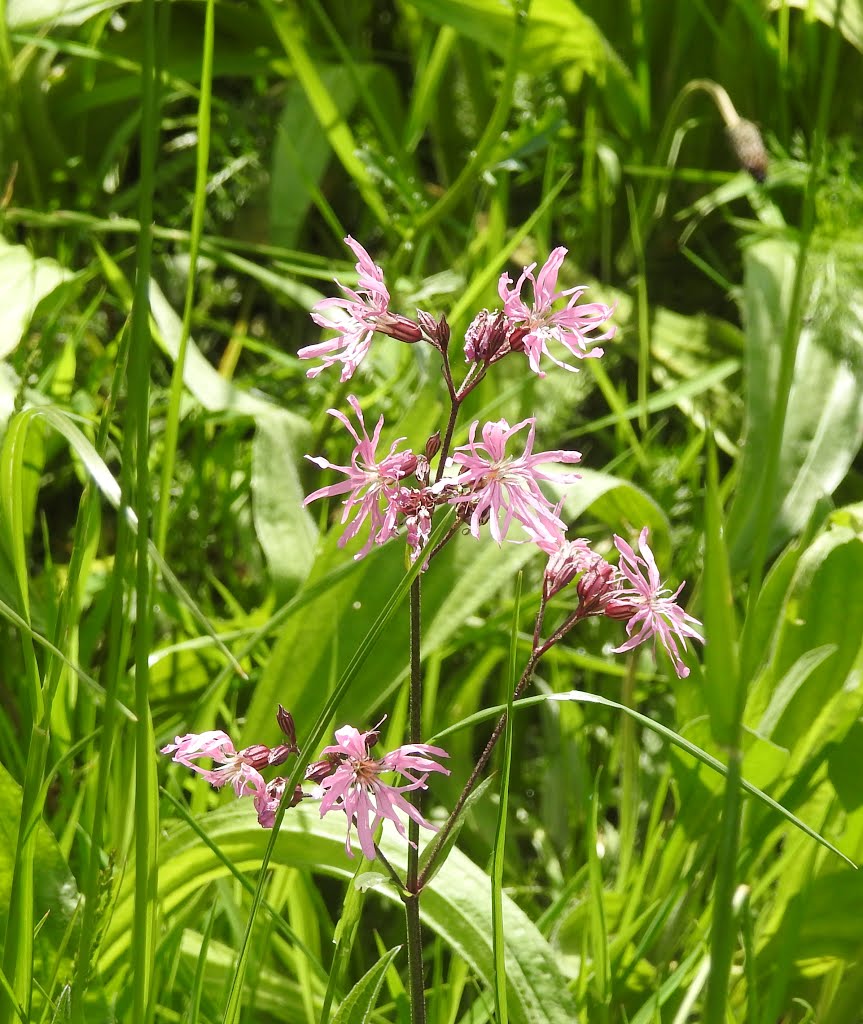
[727,119,768,183]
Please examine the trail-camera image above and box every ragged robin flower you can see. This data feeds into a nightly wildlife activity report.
[304,394,418,558]
[311,724,450,860]
[300,236,421,381]
[498,246,615,377]
[449,417,581,545]
[605,528,705,678]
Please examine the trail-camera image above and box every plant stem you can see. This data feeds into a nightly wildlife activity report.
[404,893,426,1024]
[418,646,543,889]
[405,575,426,1023]
[434,394,460,485]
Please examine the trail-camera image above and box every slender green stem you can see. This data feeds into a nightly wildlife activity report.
[434,399,460,485]
[404,894,426,1024]
[703,747,744,1021]
[405,575,426,1024]
[155,0,215,554]
[625,184,650,433]
[69,327,132,1024]
[410,1,528,238]
[418,646,542,890]
[130,0,159,1019]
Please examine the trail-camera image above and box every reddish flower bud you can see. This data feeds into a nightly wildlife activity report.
[425,431,442,462]
[464,310,528,365]
[576,558,616,613]
[375,312,423,343]
[543,538,594,600]
[417,310,451,350]
[305,754,340,785]
[238,744,272,770]
[268,744,296,767]
[276,705,298,749]
[395,452,419,480]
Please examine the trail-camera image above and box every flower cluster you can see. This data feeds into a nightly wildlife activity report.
[537,528,704,677]
[159,727,304,829]
[300,239,614,382]
[300,237,704,679]
[162,709,450,857]
[305,402,582,560]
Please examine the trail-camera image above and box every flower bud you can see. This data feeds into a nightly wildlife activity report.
[425,431,442,462]
[268,744,296,767]
[375,312,423,343]
[543,538,593,600]
[464,310,527,364]
[394,452,419,480]
[727,119,768,183]
[576,558,616,614]
[417,310,450,350]
[238,744,272,769]
[604,597,635,621]
[276,705,298,749]
[305,755,340,785]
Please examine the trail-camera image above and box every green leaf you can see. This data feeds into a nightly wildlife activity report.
[417,776,494,887]
[406,0,639,131]
[753,526,863,775]
[0,239,70,361]
[101,803,580,1024]
[558,467,670,565]
[549,690,855,867]
[271,64,400,248]
[5,0,121,28]
[330,946,401,1024]
[769,0,863,54]
[702,436,740,746]
[0,762,80,949]
[728,238,863,568]
[243,524,537,744]
[251,412,317,599]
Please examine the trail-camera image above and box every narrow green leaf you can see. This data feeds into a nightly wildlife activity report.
[330,947,402,1024]
[702,433,740,745]
[491,573,521,1024]
[102,803,579,1024]
[549,691,855,868]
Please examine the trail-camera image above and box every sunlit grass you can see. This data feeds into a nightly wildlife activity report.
[1,1,862,1022]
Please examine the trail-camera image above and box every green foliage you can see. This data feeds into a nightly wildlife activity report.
[1,0,862,1022]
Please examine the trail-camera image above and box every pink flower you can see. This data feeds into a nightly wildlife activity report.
[300,236,421,381]
[607,528,704,678]
[314,724,450,860]
[498,246,615,376]
[161,730,265,799]
[449,417,581,544]
[304,395,418,558]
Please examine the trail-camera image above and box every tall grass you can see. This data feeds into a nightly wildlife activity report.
[1,1,862,1022]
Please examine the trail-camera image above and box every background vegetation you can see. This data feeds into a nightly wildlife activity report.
[1,0,862,1021]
